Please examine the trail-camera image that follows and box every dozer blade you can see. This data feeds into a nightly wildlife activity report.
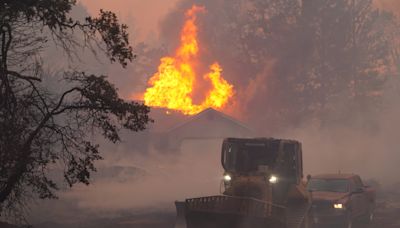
[176,195,287,228]
[175,201,187,228]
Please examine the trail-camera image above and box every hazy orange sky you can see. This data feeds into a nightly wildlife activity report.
[78,0,180,41]
[78,0,400,41]
[375,0,400,14]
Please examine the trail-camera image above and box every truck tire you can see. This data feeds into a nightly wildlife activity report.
[362,207,374,224]
[302,210,313,228]
[300,214,310,228]
[343,212,354,228]
[345,217,353,228]
[368,209,374,223]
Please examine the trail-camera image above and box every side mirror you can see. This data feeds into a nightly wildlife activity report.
[257,165,269,173]
[352,188,364,194]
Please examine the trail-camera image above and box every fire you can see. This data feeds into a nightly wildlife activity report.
[143,5,234,115]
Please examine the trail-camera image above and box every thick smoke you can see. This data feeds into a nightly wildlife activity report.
[280,93,400,185]
[25,0,400,226]
[28,140,225,226]
[71,145,221,209]
[127,0,400,193]
[375,0,400,14]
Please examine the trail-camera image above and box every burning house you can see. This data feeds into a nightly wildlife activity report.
[119,108,252,154]
[126,5,246,154]
[148,108,253,153]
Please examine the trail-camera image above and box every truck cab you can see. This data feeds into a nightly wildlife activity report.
[307,174,376,228]
[221,138,306,204]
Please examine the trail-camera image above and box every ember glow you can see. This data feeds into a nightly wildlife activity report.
[143,5,234,115]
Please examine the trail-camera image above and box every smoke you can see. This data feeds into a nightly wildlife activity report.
[277,76,400,186]
[59,0,400,205]
[28,139,225,225]
[78,0,180,42]
[374,0,400,14]
[26,0,400,226]
[64,140,223,211]
[284,114,400,184]
[151,0,400,186]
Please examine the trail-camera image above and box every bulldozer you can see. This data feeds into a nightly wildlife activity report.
[175,137,313,228]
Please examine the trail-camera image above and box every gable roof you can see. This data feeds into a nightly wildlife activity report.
[167,108,252,133]
[147,107,252,134]
[312,173,356,180]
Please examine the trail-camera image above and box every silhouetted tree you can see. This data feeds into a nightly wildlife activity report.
[297,0,393,125]
[0,0,151,217]
[241,0,395,130]
[161,0,396,131]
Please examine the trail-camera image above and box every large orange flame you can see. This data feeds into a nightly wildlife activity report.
[143,5,234,115]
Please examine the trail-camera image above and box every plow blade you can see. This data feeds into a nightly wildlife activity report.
[175,201,187,228]
[175,195,286,228]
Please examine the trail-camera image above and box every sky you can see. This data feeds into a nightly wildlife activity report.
[75,0,400,115]
[76,0,400,42]
[26,1,400,225]
[78,0,181,42]
[78,0,400,32]
[375,0,400,13]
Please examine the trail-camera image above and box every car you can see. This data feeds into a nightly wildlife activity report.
[307,173,376,228]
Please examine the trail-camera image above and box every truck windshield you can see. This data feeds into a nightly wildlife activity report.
[308,179,349,193]
[222,142,279,172]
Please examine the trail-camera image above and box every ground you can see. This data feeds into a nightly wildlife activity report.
[1,190,400,228]
[125,191,400,228]
[370,191,400,228]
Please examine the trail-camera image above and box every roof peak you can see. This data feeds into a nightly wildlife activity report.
[167,108,252,133]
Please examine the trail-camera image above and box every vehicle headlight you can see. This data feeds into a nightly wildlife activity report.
[269,175,278,184]
[223,174,232,182]
[333,203,344,209]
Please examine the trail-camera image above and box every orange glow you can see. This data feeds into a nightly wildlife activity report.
[143,5,234,115]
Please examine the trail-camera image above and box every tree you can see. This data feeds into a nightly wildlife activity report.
[242,0,395,130]
[298,0,393,125]
[161,0,397,132]
[0,0,151,217]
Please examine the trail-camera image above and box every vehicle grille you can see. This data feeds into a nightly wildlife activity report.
[312,201,335,215]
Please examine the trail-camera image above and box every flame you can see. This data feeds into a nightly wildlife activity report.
[143,5,234,115]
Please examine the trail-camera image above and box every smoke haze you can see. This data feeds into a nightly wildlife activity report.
[78,0,180,42]
[24,0,400,226]
[375,0,400,14]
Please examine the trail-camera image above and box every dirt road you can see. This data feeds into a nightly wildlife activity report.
[3,191,400,228]
[369,191,400,228]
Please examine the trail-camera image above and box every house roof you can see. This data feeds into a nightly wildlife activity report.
[311,173,357,180]
[147,107,252,133]
[147,107,189,132]
[168,108,252,133]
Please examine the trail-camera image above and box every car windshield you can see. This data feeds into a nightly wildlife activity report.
[308,179,349,193]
